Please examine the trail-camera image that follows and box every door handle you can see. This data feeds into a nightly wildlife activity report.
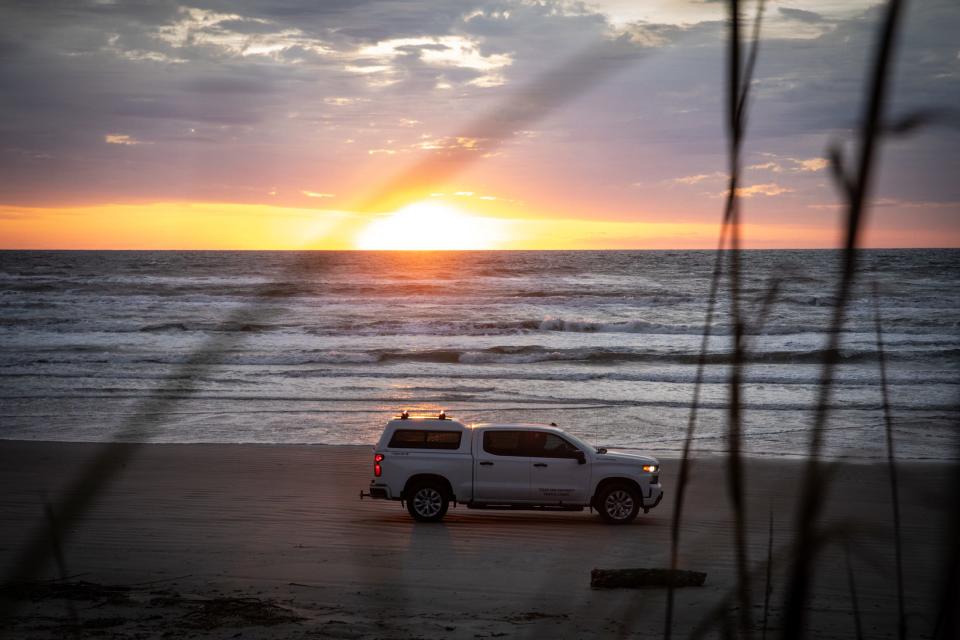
[533,463,548,468]
[479,461,494,466]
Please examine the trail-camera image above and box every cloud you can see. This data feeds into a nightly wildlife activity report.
[413,135,482,152]
[808,198,960,210]
[153,7,333,60]
[747,157,828,173]
[349,35,513,87]
[429,190,506,202]
[778,8,827,24]
[871,198,959,209]
[104,134,147,145]
[323,97,368,106]
[617,23,676,49]
[668,172,725,186]
[747,161,782,173]
[795,157,828,172]
[732,183,794,198]
[301,190,334,198]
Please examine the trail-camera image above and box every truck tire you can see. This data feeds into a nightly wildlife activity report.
[406,481,449,523]
[597,482,640,524]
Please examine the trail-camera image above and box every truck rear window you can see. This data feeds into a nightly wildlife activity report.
[388,429,462,450]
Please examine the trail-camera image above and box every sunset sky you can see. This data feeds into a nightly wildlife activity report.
[1,0,957,249]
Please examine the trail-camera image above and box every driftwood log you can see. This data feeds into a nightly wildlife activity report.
[590,568,707,589]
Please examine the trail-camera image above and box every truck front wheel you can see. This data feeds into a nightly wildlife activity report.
[406,481,449,522]
[596,483,641,524]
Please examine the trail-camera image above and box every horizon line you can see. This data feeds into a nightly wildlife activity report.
[2,247,958,252]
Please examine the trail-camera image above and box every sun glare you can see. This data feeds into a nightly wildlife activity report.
[354,201,506,250]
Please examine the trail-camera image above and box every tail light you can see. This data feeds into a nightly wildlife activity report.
[374,453,384,477]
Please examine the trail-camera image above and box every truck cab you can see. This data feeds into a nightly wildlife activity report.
[361,412,663,524]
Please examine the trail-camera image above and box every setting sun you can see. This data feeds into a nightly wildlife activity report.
[354,201,508,250]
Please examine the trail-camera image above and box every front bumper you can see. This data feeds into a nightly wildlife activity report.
[643,484,664,512]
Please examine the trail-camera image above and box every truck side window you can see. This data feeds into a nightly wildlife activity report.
[388,429,462,450]
[527,432,581,459]
[483,430,525,456]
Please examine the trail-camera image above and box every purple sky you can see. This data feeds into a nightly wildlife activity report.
[0,0,957,248]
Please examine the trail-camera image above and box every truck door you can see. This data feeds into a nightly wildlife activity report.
[526,432,591,504]
[473,430,530,502]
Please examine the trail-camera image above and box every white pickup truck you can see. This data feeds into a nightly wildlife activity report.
[360,413,663,524]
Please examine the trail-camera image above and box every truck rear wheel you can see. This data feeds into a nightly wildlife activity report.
[406,481,449,523]
[597,483,640,524]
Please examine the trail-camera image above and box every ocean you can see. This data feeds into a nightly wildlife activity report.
[0,249,957,460]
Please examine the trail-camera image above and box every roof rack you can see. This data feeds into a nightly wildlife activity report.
[395,409,449,421]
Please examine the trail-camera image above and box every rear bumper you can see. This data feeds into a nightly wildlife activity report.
[359,481,394,500]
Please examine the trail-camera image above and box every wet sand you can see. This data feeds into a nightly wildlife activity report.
[0,441,955,638]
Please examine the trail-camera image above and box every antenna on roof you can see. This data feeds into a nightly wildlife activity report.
[438,410,446,420]
[400,410,409,420]
[550,422,558,427]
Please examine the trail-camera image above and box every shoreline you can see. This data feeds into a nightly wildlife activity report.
[2,440,956,638]
[1,437,957,464]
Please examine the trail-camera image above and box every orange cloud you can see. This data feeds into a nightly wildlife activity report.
[731,183,794,198]
[104,134,148,145]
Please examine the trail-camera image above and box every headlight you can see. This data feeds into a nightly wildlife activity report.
[642,464,658,473]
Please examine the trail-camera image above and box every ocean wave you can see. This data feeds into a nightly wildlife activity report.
[512,317,960,338]
[1,391,954,414]
[5,314,956,339]
[11,344,957,367]
[320,344,875,366]
[452,345,896,365]
[271,367,959,386]
[138,321,275,333]
[3,364,955,387]
[531,318,693,334]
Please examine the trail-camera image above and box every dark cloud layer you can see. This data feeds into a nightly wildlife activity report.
[778,7,827,24]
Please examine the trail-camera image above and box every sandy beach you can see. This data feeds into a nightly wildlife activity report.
[0,440,955,638]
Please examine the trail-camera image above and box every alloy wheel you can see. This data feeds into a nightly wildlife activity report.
[604,489,635,520]
[413,487,443,517]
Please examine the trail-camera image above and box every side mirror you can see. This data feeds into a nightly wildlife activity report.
[575,451,586,465]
